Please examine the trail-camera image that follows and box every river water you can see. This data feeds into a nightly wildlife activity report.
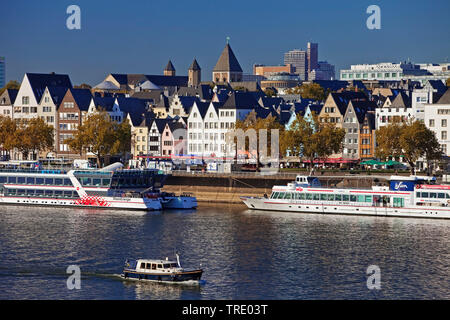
[0,204,448,300]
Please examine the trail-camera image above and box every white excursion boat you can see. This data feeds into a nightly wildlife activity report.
[241,175,450,219]
[0,162,166,211]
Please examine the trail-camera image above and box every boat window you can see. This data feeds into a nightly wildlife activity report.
[26,177,34,184]
[335,194,342,201]
[6,189,16,195]
[64,179,72,186]
[17,177,25,184]
[7,177,16,184]
[102,178,111,187]
[343,195,349,201]
[157,264,163,269]
[36,178,44,185]
[45,190,53,197]
[93,178,101,186]
[393,198,405,208]
[294,193,300,200]
[365,195,372,203]
[430,193,437,198]
[438,193,445,199]
[284,193,291,200]
[446,193,450,199]
[54,178,63,185]
[140,262,145,269]
[146,263,151,269]
[35,190,44,197]
[298,193,305,200]
[327,194,334,201]
[357,195,365,202]
[313,194,320,200]
[306,193,313,200]
[320,194,328,201]
[0,176,6,183]
[163,264,170,269]
[170,263,177,268]
[26,190,35,196]
[421,192,429,198]
[416,192,421,198]
[17,189,26,196]
[152,264,156,270]
[81,178,91,186]
[63,191,73,198]
[271,192,278,199]
[54,190,63,198]
[45,178,53,185]
[350,195,357,202]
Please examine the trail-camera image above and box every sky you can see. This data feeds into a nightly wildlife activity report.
[1,0,450,86]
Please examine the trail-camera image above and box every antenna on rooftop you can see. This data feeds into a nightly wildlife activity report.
[226,36,230,44]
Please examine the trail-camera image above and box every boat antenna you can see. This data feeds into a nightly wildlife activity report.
[176,252,182,268]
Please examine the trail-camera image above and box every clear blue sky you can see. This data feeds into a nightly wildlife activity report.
[1,0,449,85]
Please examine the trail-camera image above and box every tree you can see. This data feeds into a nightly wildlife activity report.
[282,113,345,170]
[446,77,450,87]
[74,83,92,89]
[111,119,132,162]
[0,116,18,154]
[233,111,284,169]
[0,80,20,96]
[285,83,326,101]
[264,87,277,97]
[376,120,442,175]
[65,111,117,167]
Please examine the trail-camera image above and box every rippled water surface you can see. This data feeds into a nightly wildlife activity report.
[0,204,449,299]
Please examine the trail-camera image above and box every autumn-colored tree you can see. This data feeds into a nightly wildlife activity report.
[232,111,284,169]
[264,87,277,97]
[65,111,117,167]
[0,80,20,96]
[285,83,326,101]
[0,116,18,154]
[446,77,450,87]
[375,120,442,175]
[282,113,345,169]
[111,119,132,162]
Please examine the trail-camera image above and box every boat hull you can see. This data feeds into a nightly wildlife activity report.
[241,196,450,219]
[161,196,198,209]
[121,269,203,282]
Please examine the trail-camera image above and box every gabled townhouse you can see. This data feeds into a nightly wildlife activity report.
[87,96,122,122]
[0,89,18,117]
[411,80,446,121]
[187,101,209,157]
[13,73,72,121]
[38,86,68,127]
[161,121,187,157]
[359,113,376,159]
[57,88,92,157]
[342,100,376,159]
[167,94,198,118]
[318,91,367,127]
[148,118,171,156]
[376,91,413,128]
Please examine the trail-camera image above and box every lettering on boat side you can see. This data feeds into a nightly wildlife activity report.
[366,265,381,290]
[66,265,81,290]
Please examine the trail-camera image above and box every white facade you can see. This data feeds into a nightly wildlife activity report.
[13,74,39,120]
[424,104,450,156]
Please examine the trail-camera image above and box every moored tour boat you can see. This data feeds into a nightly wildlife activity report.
[159,192,198,209]
[121,254,203,282]
[241,175,450,219]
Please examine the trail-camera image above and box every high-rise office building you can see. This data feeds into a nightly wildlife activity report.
[307,42,318,73]
[0,57,5,88]
[284,49,307,81]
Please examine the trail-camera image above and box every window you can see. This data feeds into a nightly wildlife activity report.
[157,264,162,269]
[429,119,435,127]
[442,131,447,140]
[22,96,29,104]
[442,119,447,127]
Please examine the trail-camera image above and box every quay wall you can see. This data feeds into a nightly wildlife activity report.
[161,172,382,204]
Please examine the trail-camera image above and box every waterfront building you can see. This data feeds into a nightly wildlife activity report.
[57,88,92,157]
[359,113,376,160]
[212,43,243,83]
[161,121,187,157]
[13,73,72,121]
[411,80,447,121]
[342,100,376,160]
[0,57,5,88]
[375,91,413,129]
[319,91,368,126]
[424,89,450,156]
[167,94,199,118]
[0,88,17,118]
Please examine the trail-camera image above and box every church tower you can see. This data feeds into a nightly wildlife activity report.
[212,41,243,83]
[164,60,176,76]
[188,59,201,87]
